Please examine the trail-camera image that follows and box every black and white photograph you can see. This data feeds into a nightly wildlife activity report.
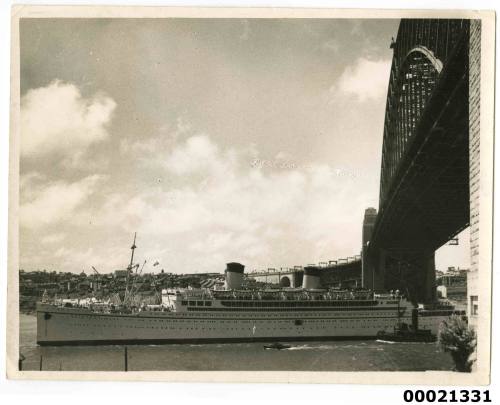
[5,6,495,386]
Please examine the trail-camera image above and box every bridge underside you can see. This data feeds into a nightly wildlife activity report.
[249,260,362,289]
[367,31,470,303]
[319,260,362,289]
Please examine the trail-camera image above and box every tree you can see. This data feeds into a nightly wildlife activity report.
[438,315,476,372]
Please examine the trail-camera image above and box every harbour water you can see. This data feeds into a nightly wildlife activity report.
[20,313,455,371]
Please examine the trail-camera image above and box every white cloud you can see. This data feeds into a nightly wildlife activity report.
[20,175,104,229]
[19,171,47,202]
[164,134,232,176]
[19,131,376,273]
[21,80,116,158]
[52,244,129,273]
[89,135,371,273]
[321,38,340,53]
[239,20,251,41]
[41,232,66,245]
[332,58,392,102]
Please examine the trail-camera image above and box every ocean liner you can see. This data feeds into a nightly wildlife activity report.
[36,239,461,346]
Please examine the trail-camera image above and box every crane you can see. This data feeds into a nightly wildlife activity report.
[90,266,103,295]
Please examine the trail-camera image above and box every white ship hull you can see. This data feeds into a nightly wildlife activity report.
[36,303,449,345]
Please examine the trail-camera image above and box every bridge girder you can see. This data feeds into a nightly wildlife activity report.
[365,19,471,302]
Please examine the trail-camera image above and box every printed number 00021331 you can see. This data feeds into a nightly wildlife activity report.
[403,390,491,403]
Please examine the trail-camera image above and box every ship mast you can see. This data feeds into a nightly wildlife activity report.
[129,232,137,271]
[124,232,137,306]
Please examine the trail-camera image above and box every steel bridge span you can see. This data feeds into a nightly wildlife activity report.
[363,19,474,303]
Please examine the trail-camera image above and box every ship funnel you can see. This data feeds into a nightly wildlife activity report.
[302,266,321,289]
[224,262,245,290]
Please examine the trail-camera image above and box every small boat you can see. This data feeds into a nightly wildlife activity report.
[263,342,291,350]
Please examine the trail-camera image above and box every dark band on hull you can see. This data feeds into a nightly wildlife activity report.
[37,335,381,346]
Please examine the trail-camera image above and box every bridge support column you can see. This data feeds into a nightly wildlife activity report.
[374,250,387,292]
[362,249,387,292]
[367,249,436,303]
[361,251,374,290]
[361,207,378,291]
[399,251,436,304]
[416,252,436,304]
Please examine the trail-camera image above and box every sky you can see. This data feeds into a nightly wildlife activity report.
[18,18,470,274]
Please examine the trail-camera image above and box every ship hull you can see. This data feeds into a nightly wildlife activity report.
[36,304,450,346]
